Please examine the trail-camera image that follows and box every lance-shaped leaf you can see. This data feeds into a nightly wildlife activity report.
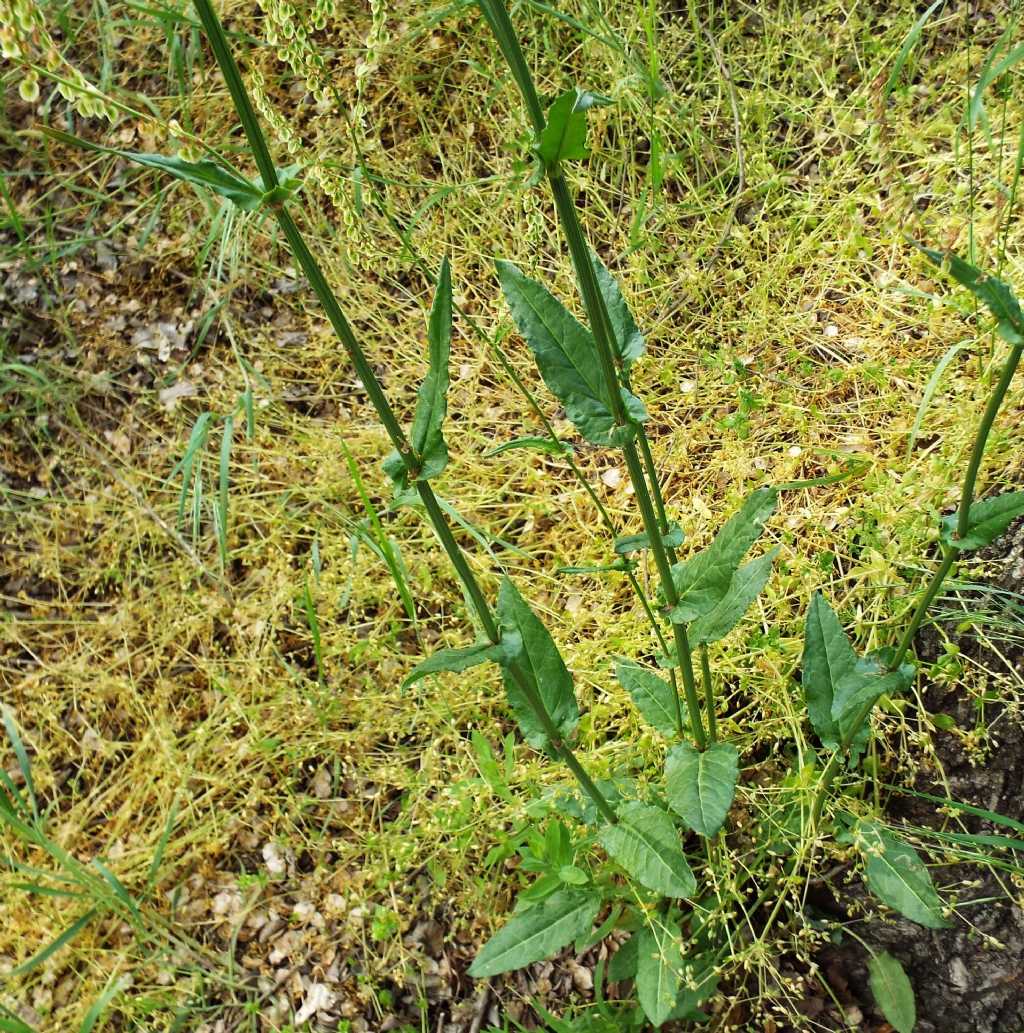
[496,578,579,753]
[536,88,611,167]
[469,887,601,977]
[484,436,572,458]
[917,245,1024,343]
[599,801,696,898]
[940,490,1024,551]
[607,932,640,982]
[402,639,508,690]
[665,742,739,837]
[635,918,683,1028]
[383,259,452,492]
[856,820,951,929]
[668,488,778,623]
[44,128,266,210]
[589,248,645,369]
[616,660,679,737]
[689,547,779,645]
[803,594,913,757]
[868,952,916,1033]
[615,522,684,556]
[496,260,647,446]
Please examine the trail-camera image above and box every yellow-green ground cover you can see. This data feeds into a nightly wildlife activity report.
[2,0,1024,1028]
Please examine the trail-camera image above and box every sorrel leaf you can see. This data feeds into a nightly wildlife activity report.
[857,820,951,929]
[402,639,506,690]
[635,918,683,1027]
[599,802,696,898]
[496,578,579,752]
[496,259,647,445]
[469,887,601,977]
[383,259,452,491]
[668,488,777,622]
[868,951,916,1033]
[589,248,645,370]
[941,490,1024,551]
[918,246,1024,343]
[616,660,679,737]
[665,742,739,837]
[688,548,779,645]
[536,88,611,167]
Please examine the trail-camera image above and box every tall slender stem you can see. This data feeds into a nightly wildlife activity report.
[892,340,1023,670]
[477,0,707,746]
[190,0,616,827]
[700,644,717,744]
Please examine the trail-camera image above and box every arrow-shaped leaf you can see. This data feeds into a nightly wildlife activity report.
[383,259,453,492]
[496,578,579,754]
[402,639,507,690]
[599,801,696,898]
[941,490,1024,551]
[616,660,680,737]
[857,820,951,929]
[917,245,1024,343]
[589,248,644,370]
[496,260,647,446]
[635,918,683,1028]
[44,128,266,210]
[536,88,611,167]
[868,951,916,1033]
[669,488,777,623]
[665,742,739,837]
[469,887,601,977]
[689,547,778,645]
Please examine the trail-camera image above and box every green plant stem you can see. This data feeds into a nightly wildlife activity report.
[476,0,706,746]
[191,0,617,828]
[892,340,1024,671]
[700,644,717,743]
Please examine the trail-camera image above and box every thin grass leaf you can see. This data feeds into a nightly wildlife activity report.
[967,40,1024,136]
[80,973,130,1033]
[147,797,179,891]
[9,909,97,978]
[882,0,944,100]
[907,339,973,457]
[169,413,211,529]
[302,580,325,688]
[0,1011,35,1033]
[1,707,36,820]
[216,414,233,568]
[92,859,142,923]
[887,784,1024,835]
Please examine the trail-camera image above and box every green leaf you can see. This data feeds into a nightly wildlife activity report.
[668,488,778,622]
[868,952,916,1033]
[599,802,696,898]
[607,932,639,982]
[402,640,506,690]
[485,436,572,457]
[496,578,580,753]
[688,547,778,644]
[589,249,644,369]
[536,88,611,167]
[615,660,679,737]
[857,821,951,929]
[496,259,647,446]
[384,259,452,491]
[614,523,684,556]
[635,918,683,1028]
[44,128,266,210]
[802,595,915,756]
[468,887,601,977]
[665,742,739,837]
[917,246,1024,343]
[801,592,859,750]
[941,490,1024,551]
